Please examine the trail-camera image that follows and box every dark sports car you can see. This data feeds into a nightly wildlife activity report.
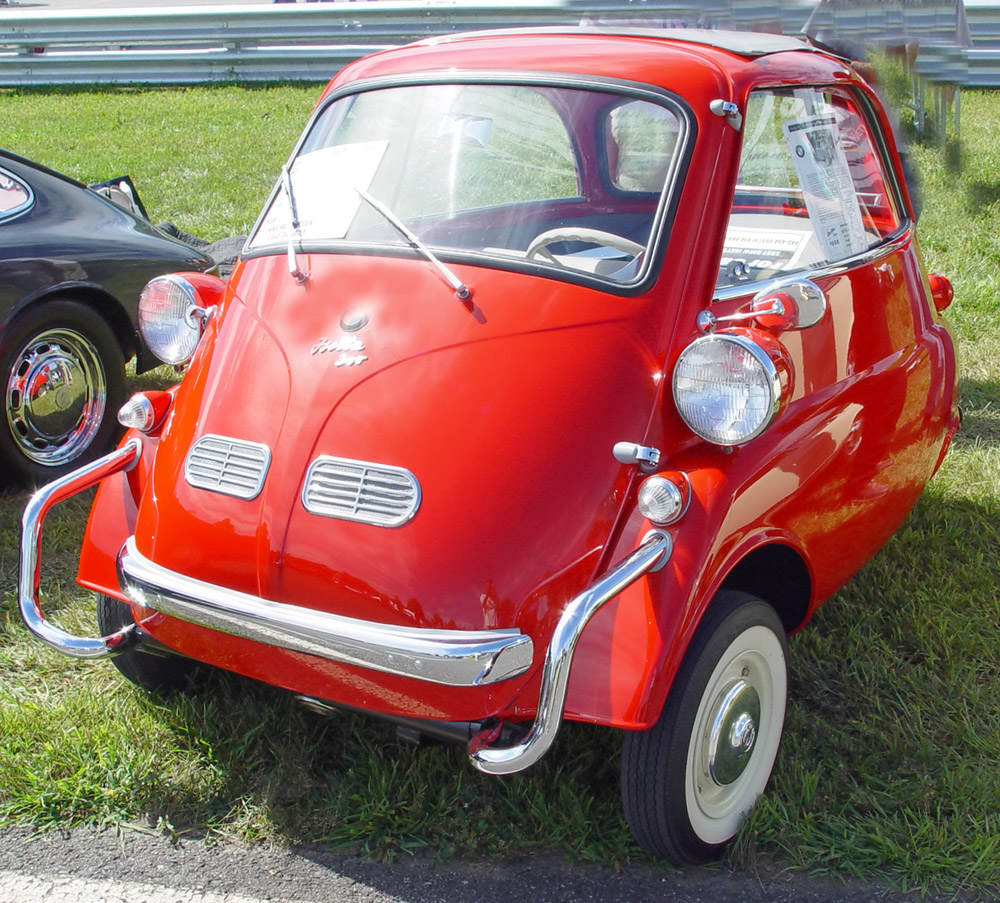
[0,149,212,484]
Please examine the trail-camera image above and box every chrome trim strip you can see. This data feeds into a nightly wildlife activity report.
[0,165,35,224]
[18,439,142,658]
[468,530,673,775]
[117,537,533,687]
[712,228,913,303]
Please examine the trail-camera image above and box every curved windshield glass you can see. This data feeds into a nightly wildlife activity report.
[247,82,686,285]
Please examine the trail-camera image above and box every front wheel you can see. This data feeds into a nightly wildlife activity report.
[621,591,788,864]
[97,595,203,694]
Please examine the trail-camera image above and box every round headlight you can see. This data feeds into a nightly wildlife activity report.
[138,275,203,365]
[672,332,784,446]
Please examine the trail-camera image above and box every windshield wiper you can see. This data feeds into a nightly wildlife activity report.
[353,185,471,302]
[281,164,308,284]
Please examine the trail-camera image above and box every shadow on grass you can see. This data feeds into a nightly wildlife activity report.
[967,180,1000,210]
[150,670,633,863]
[954,376,1000,446]
[2,465,996,892]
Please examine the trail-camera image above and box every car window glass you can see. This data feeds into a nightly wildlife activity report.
[607,99,682,192]
[329,84,580,217]
[247,83,687,287]
[0,168,32,220]
[717,87,901,290]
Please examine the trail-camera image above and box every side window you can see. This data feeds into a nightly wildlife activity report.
[717,88,901,290]
[0,169,33,221]
[606,99,682,193]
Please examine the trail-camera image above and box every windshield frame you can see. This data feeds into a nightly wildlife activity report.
[243,71,695,297]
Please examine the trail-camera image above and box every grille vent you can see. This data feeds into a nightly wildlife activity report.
[184,434,271,500]
[302,456,420,527]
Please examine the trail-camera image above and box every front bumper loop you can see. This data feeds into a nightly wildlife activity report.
[468,530,672,775]
[117,537,534,687]
[18,438,142,658]
[19,439,672,778]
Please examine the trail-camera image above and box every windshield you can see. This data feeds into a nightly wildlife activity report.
[246,82,687,286]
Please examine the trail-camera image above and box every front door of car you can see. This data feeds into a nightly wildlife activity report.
[712,84,950,587]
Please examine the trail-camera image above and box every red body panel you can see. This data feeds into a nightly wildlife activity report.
[77,30,958,732]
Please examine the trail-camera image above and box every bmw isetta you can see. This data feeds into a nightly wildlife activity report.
[19,28,959,863]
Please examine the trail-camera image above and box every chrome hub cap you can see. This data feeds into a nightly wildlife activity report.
[5,328,107,466]
[685,624,787,845]
[706,679,760,786]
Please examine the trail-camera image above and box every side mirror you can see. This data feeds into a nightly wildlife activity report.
[698,279,828,334]
[751,279,828,331]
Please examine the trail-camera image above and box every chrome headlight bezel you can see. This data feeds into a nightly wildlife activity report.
[672,331,785,446]
[138,274,205,366]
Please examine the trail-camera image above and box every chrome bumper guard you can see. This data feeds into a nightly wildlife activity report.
[18,439,143,658]
[468,530,672,774]
[117,537,533,687]
[19,440,671,775]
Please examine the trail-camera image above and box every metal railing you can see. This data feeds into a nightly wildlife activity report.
[0,0,815,86]
[1,0,997,87]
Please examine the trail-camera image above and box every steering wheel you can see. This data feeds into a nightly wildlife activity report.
[525,227,645,265]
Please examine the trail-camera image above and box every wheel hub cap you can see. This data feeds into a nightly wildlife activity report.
[706,679,760,786]
[5,328,106,466]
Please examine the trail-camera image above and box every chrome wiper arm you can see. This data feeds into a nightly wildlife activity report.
[281,164,307,284]
[353,185,471,301]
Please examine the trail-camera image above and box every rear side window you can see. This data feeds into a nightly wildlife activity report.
[607,99,682,192]
[718,87,901,290]
[0,168,33,222]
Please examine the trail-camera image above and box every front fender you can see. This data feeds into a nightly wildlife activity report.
[564,465,725,730]
[564,460,813,731]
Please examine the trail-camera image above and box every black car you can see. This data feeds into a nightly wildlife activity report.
[0,150,212,484]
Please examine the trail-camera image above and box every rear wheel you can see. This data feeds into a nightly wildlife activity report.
[97,595,202,693]
[621,591,788,864]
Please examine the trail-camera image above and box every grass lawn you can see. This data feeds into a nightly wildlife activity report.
[0,83,998,896]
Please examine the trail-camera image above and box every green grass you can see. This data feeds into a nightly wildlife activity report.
[1,84,999,894]
[1,85,320,237]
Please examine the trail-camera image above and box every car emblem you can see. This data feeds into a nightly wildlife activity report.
[310,334,368,367]
[340,308,369,332]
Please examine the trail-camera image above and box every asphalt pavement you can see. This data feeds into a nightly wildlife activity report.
[0,826,985,903]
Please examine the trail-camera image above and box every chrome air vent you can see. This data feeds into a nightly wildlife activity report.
[302,456,420,527]
[184,435,271,500]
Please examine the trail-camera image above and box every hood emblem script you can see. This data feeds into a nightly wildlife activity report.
[311,334,368,368]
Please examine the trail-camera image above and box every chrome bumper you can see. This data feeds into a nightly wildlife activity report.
[117,536,533,688]
[468,530,671,774]
[19,440,672,774]
[18,439,143,658]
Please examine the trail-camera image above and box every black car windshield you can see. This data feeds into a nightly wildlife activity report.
[246,82,686,285]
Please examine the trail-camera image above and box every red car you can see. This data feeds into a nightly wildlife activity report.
[20,27,959,864]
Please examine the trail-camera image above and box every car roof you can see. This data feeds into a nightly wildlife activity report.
[331,26,839,101]
[423,27,818,60]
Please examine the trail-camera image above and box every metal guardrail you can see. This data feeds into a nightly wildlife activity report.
[1,0,997,87]
[0,0,815,86]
